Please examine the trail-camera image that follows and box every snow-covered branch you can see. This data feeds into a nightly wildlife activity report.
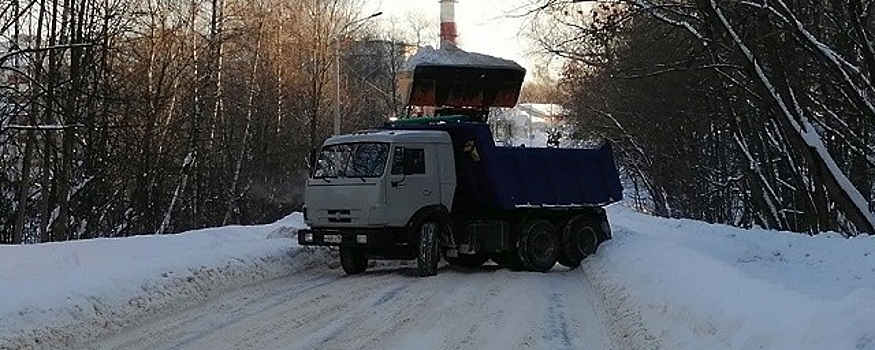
[707,0,875,234]
[2,124,85,132]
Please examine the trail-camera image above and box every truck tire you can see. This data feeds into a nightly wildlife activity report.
[516,220,559,272]
[446,252,489,268]
[560,216,599,268]
[417,220,441,277]
[557,248,580,270]
[340,247,368,275]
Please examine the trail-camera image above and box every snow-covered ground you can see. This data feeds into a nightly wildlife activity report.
[0,214,330,349]
[598,207,875,350]
[2,206,874,349]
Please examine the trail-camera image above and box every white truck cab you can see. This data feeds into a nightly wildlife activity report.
[303,129,456,233]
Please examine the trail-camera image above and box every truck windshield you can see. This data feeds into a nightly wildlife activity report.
[312,143,389,179]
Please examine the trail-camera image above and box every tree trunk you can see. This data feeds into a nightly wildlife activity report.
[224,22,264,225]
[157,152,194,235]
[12,131,33,244]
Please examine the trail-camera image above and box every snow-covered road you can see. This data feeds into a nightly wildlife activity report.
[86,262,619,350]
[4,205,875,350]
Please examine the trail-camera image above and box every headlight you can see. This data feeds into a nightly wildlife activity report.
[356,235,368,244]
[304,233,314,242]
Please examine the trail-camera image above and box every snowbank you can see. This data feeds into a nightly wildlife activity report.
[591,205,875,350]
[2,199,874,350]
[0,214,328,350]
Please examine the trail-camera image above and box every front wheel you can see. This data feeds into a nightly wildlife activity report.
[417,220,441,277]
[339,246,368,275]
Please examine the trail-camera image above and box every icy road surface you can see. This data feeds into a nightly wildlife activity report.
[86,263,619,350]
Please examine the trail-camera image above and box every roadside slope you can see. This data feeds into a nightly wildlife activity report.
[590,206,875,350]
[0,214,329,350]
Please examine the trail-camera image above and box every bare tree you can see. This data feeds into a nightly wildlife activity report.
[1,0,402,243]
[528,0,875,234]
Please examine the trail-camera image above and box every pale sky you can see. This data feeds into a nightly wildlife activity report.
[364,0,539,79]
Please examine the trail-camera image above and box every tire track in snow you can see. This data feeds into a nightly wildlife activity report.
[583,226,667,350]
[295,315,353,349]
[543,279,574,350]
[212,269,413,350]
[296,277,414,349]
[85,270,342,350]
[88,262,622,350]
[371,282,412,307]
[167,274,342,349]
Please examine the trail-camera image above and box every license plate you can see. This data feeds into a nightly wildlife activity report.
[323,234,342,244]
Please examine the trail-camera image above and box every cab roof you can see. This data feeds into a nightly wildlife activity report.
[323,129,451,146]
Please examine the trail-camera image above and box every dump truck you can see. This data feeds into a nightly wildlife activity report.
[298,46,622,276]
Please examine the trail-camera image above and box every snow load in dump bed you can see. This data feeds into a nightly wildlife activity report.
[397,45,526,108]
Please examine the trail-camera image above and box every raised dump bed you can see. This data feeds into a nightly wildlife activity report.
[397,46,526,109]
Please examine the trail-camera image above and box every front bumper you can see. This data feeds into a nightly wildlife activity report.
[298,227,409,248]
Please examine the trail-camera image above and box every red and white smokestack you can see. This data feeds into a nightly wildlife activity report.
[440,0,457,48]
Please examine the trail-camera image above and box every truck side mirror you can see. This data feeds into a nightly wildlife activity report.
[391,146,407,187]
[391,146,405,175]
[307,148,318,171]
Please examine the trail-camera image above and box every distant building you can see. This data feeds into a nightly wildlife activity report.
[346,39,417,120]
[348,39,417,90]
[1,40,14,85]
[490,103,565,144]
[1,37,32,87]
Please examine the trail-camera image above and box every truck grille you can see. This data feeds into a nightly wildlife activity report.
[326,209,352,223]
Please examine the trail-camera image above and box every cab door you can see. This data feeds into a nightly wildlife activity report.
[384,143,441,227]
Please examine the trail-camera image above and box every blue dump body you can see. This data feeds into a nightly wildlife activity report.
[384,121,623,211]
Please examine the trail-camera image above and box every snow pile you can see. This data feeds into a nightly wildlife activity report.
[590,205,875,350]
[0,214,328,350]
[402,45,524,71]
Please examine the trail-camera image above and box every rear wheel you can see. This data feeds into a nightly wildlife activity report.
[417,220,441,277]
[557,247,581,270]
[446,252,489,268]
[559,215,599,268]
[339,247,368,275]
[516,220,559,272]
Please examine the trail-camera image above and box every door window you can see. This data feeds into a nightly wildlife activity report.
[391,147,426,175]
